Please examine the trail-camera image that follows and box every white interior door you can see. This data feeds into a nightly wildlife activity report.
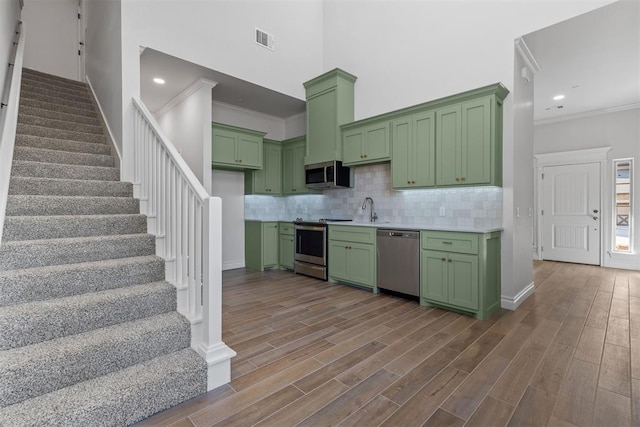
[542,163,601,265]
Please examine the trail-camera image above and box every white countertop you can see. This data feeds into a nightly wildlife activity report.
[328,221,502,233]
[245,218,502,233]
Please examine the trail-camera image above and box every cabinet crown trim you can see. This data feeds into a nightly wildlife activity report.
[341,82,509,130]
[303,68,358,89]
[212,122,267,137]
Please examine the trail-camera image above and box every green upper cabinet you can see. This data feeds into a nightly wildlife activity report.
[341,120,390,166]
[245,140,282,195]
[436,95,500,186]
[391,110,435,189]
[281,136,315,195]
[212,122,265,170]
[304,69,357,165]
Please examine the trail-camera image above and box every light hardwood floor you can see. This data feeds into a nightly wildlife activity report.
[137,261,640,426]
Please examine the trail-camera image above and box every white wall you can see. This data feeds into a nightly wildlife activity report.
[284,112,306,139]
[506,42,536,307]
[212,101,286,141]
[211,170,246,270]
[84,0,122,153]
[22,0,79,81]
[534,108,640,269]
[156,80,215,192]
[0,0,21,131]
[321,0,616,307]
[118,0,324,182]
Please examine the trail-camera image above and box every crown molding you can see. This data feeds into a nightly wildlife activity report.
[211,99,288,122]
[515,38,541,74]
[154,78,218,117]
[535,147,611,166]
[534,102,640,126]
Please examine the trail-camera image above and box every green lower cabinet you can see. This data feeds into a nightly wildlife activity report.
[328,225,376,291]
[420,231,499,320]
[278,222,295,270]
[245,221,279,271]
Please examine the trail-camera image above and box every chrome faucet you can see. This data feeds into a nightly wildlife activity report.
[362,197,378,223]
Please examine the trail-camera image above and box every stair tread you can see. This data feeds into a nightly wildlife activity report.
[0,281,175,350]
[18,113,104,134]
[19,97,98,118]
[0,233,155,270]
[0,254,161,278]
[22,68,88,88]
[13,146,114,167]
[11,160,120,181]
[19,105,100,126]
[17,123,105,143]
[2,213,147,242]
[15,134,111,155]
[0,347,206,427]
[0,312,190,407]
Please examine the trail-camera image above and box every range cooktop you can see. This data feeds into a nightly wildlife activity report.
[294,218,353,224]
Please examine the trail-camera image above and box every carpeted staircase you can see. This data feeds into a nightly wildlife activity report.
[0,68,206,426]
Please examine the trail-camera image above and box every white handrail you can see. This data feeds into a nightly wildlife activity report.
[132,97,235,390]
[0,21,25,248]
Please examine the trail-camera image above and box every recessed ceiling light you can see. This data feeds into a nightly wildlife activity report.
[553,94,565,101]
[153,77,165,85]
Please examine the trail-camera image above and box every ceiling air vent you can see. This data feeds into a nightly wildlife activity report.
[255,27,275,51]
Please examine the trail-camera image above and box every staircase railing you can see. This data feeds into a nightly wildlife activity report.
[0,21,25,247]
[132,98,235,390]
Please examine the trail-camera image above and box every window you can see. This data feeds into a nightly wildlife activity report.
[613,159,632,252]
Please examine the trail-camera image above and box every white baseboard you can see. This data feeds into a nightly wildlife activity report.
[501,282,535,310]
[85,75,122,166]
[223,260,245,271]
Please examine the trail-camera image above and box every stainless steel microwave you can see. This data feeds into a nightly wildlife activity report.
[305,161,351,189]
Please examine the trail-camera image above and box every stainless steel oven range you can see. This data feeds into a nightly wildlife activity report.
[294,218,352,280]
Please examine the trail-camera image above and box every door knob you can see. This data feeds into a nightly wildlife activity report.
[593,209,599,213]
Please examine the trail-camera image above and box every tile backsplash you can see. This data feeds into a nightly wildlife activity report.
[245,163,502,228]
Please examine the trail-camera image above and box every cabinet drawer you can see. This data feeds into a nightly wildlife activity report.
[279,222,294,236]
[421,231,478,254]
[329,225,375,244]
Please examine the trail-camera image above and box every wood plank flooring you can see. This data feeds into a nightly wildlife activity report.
[136,261,640,426]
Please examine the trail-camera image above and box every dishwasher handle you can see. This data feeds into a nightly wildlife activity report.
[377,229,419,239]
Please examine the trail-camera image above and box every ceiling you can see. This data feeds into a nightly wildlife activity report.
[140,48,306,118]
[140,1,639,123]
[524,0,640,122]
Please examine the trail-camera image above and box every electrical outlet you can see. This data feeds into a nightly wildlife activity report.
[439,207,446,216]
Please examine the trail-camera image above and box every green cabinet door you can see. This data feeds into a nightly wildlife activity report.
[461,97,492,185]
[282,137,314,195]
[448,253,479,310]
[246,141,281,195]
[346,242,376,287]
[238,133,262,169]
[435,105,461,186]
[306,89,338,165]
[392,111,435,189]
[212,123,264,170]
[262,222,279,267]
[211,127,238,166]
[420,230,500,320]
[436,96,493,186]
[279,235,294,269]
[304,69,356,165]
[282,143,295,194]
[328,241,349,280]
[245,221,278,271]
[342,121,390,166]
[421,250,448,304]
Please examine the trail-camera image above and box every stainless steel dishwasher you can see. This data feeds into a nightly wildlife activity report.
[376,229,420,297]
